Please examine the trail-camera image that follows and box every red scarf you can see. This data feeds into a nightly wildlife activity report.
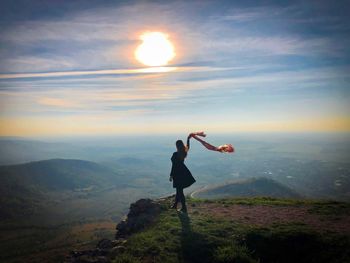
[189,131,234,153]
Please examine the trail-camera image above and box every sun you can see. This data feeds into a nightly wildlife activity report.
[135,32,176,67]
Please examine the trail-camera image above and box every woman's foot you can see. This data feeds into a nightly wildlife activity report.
[170,203,177,209]
[179,207,187,213]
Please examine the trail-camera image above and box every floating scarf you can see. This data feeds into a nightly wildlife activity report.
[189,131,234,153]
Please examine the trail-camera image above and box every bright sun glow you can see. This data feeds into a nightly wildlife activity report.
[135,32,176,67]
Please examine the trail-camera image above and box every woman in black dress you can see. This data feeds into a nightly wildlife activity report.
[169,135,196,212]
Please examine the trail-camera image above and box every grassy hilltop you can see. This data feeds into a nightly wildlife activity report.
[70,196,350,263]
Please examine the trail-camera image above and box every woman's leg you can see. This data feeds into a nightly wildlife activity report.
[178,188,187,212]
[172,188,180,208]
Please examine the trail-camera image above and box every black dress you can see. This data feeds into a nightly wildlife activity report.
[170,152,196,189]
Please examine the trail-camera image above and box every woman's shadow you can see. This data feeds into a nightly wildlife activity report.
[177,212,213,263]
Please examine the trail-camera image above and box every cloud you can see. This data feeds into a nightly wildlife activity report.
[37,97,77,108]
[1,56,76,73]
[1,1,348,74]
[0,1,349,135]
[204,36,303,56]
[0,108,156,136]
[212,5,293,22]
[0,66,176,79]
[2,62,347,118]
[0,65,236,80]
[0,2,195,72]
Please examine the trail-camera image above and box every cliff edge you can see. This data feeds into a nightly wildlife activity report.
[67,196,350,263]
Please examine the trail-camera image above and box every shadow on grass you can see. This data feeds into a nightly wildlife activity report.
[178,212,214,263]
[246,227,350,263]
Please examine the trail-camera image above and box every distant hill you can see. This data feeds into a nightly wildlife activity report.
[0,139,86,165]
[192,177,300,199]
[0,159,124,220]
[0,158,122,191]
[116,157,151,166]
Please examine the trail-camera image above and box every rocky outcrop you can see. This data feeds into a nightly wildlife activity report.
[116,198,162,238]
[66,198,164,263]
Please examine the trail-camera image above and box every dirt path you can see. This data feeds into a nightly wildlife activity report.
[189,203,350,234]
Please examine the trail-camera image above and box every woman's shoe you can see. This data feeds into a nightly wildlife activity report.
[179,207,187,213]
[170,203,177,209]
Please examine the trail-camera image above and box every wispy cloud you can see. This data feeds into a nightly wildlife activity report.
[212,5,293,22]
[0,67,177,79]
[204,36,307,56]
[37,97,78,108]
[1,65,348,118]
[0,65,238,80]
[1,1,348,74]
[0,0,349,135]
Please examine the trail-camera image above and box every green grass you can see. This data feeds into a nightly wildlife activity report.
[245,223,350,263]
[308,201,350,215]
[111,197,350,263]
[213,242,257,263]
[112,200,254,263]
[191,196,350,207]
[0,220,116,263]
[190,196,308,206]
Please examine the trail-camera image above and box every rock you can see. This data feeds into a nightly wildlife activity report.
[68,246,110,262]
[68,198,164,262]
[115,198,162,238]
[68,252,108,263]
[109,245,126,258]
[111,238,127,247]
[96,239,113,250]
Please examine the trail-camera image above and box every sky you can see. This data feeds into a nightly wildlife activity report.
[0,0,349,136]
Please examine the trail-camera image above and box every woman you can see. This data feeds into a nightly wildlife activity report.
[169,135,196,213]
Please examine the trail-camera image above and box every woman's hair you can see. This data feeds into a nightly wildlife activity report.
[176,140,188,159]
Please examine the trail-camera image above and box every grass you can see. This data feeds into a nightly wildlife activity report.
[0,220,115,263]
[112,201,252,263]
[308,201,350,216]
[111,197,350,263]
[245,223,350,263]
[190,196,350,206]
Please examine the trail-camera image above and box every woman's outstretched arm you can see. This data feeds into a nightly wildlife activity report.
[186,134,191,150]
